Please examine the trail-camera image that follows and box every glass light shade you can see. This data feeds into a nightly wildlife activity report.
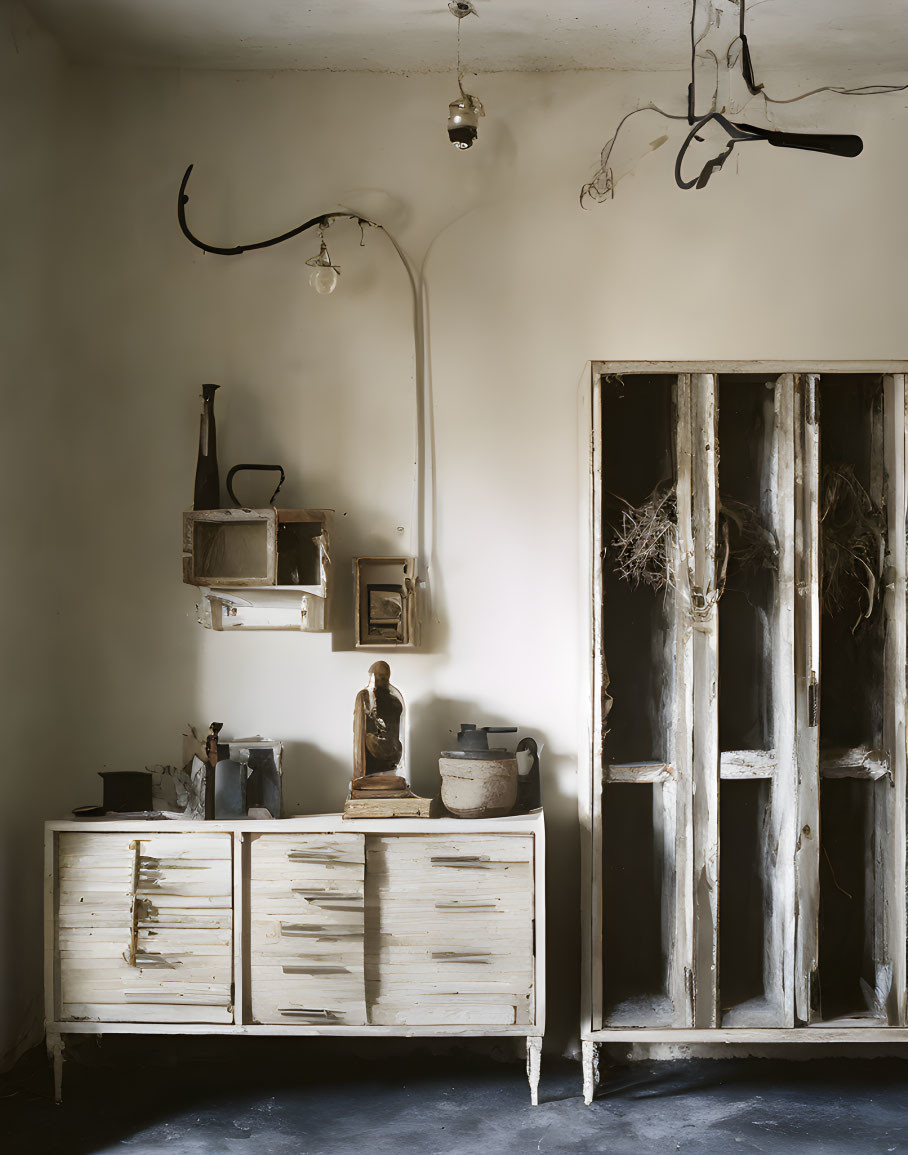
[309,265,338,295]
[447,93,483,149]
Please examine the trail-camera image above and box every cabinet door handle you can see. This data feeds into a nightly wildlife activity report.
[281,965,350,976]
[291,889,361,903]
[280,923,362,938]
[432,951,492,964]
[278,1008,341,1021]
[430,855,491,868]
[122,840,141,967]
[435,902,497,910]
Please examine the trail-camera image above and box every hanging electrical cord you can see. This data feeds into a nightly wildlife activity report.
[732,0,908,105]
[581,0,902,205]
[177,164,432,602]
[446,1,484,148]
[177,165,381,254]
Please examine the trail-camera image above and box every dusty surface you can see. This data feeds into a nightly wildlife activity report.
[4,1042,908,1154]
[22,0,908,75]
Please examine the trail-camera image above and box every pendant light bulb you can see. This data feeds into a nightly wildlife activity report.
[306,229,340,295]
[448,92,484,149]
[447,1,483,149]
[309,262,338,295]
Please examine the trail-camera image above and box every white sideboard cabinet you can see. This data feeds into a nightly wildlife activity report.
[45,813,544,1103]
[581,362,908,1103]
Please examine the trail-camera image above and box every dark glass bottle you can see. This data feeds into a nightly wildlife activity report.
[193,383,220,509]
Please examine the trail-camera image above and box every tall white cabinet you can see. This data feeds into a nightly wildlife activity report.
[580,363,908,1102]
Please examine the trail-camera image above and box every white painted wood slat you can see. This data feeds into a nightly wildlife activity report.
[690,372,720,1029]
[668,373,695,1028]
[881,373,907,1024]
[767,374,797,1027]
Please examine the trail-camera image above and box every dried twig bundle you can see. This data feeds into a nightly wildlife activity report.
[820,464,885,630]
[607,482,677,591]
[720,499,779,575]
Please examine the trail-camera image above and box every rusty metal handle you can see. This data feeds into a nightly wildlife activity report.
[122,840,141,967]
[430,855,491,868]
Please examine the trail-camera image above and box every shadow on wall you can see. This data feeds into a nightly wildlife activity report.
[279,741,350,816]
[324,508,452,656]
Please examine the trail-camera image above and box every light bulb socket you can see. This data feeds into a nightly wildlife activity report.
[447,92,484,149]
[305,238,340,275]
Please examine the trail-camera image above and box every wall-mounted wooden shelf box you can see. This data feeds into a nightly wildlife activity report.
[183,508,332,632]
[354,556,417,648]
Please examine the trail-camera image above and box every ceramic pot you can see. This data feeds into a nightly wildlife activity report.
[439,755,518,819]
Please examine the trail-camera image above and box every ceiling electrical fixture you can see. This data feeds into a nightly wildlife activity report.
[305,224,340,295]
[447,1,484,149]
[579,0,902,205]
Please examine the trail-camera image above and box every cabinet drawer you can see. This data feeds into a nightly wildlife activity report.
[365,834,535,1027]
[248,834,366,1025]
[55,832,233,1024]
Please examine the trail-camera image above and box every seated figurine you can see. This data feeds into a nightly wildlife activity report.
[351,661,412,798]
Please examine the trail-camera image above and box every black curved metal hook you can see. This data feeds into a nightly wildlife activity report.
[675,113,862,191]
[177,164,379,256]
[675,114,759,190]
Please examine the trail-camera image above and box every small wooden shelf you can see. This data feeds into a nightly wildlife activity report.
[354,556,417,648]
[183,508,332,632]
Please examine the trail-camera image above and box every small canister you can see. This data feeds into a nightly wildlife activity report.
[213,759,246,819]
[439,724,519,819]
[99,771,153,814]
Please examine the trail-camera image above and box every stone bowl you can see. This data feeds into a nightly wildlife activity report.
[439,756,518,819]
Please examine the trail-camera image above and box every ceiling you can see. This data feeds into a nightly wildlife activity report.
[22,0,908,76]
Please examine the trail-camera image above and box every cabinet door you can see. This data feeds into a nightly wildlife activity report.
[365,834,535,1026]
[248,834,366,1025]
[56,832,233,1023]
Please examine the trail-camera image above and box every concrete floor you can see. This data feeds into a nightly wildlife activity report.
[4,1039,908,1154]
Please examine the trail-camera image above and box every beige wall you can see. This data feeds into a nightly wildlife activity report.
[0,0,63,1067]
[4,42,908,1063]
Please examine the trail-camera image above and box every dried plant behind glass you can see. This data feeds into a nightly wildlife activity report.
[820,463,886,631]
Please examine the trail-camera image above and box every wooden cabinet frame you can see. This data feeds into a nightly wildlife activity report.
[45,813,544,1104]
[579,362,908,1103]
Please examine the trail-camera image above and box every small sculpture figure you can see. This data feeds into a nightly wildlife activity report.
[352,661,411,798]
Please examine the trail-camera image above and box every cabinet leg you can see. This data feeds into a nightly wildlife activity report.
[582,1040,599,1105]
[526,1036,542,1106]
[47,1033,65,1104]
